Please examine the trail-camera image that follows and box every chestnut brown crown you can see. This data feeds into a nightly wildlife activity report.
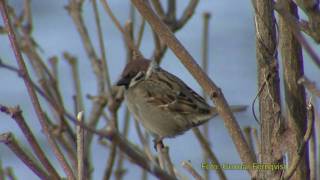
[116,59,150,88]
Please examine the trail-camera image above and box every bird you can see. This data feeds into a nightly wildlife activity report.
[116,58,246,149]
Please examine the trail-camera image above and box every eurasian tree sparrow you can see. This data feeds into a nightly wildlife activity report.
[116,59,245,147]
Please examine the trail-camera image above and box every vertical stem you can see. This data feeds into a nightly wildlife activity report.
[162,147,175,177]
[201,12,210,180]
[103,111,118,180]
[77,112,85,180]
[114,108,131,180]
[253,0,281,179]
[309,124,316,180]
[279,0,309,179]
[92,0,112,94]
[157,144,165,170]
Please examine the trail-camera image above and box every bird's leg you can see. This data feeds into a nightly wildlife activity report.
[153,138,164,151]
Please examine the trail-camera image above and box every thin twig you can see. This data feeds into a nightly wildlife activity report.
[66,0,102,81]
[166,0,176,25]
[176,0,199,30]
[103,108,119,180]
[0,105,60,179]
[52,127,77,171]
[103,143,117,180]
[114,108,131,180]
[0,1,75,179]
[201,12,210,180]
[192,128,227,180]
[309,123,316,180]
[92,0,112,94]
[294,0,320,43]
[252,128,260,161]
[134,120,155,162]
[150,0,165,19]
[100,0,142,58]
[0,58,78,137]
[157,144,165,170]
[181,161,204,180]
[136,18,146,48]
[298,76,320,97]
[283,103,315,180]
[64,53,85,113]
[77,112,85,180]
[33,107,177,180]
[104,125,177,180]
[243,127,257,162]
[0,133,50,180]
[161,147,176,177]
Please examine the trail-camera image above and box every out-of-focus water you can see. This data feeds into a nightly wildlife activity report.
[0,0,319,179]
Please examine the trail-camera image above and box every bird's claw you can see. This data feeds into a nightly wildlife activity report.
[153,139,164,151]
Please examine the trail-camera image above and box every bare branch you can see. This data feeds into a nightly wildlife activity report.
[0,133,50,180]
[279,1,308,178]
[295,0,320,43]
[0,1,75,179]
[181,161,203,180]
[274,1,320,69]
[161,147,175,177]
[243,127,257,162]
[176,0,199,30]
[283,103,315,180]
[77,112,85,180]
[92,0,112,94]
[192,128,227,180]
[100,0,143,58]
[0,105,60,179]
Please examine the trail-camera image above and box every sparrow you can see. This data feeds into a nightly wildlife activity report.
[116,58,246,148]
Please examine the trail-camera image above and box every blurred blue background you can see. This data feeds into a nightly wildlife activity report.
[0,0,319,179]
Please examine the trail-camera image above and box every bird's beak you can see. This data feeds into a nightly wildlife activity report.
[116,77,130,87]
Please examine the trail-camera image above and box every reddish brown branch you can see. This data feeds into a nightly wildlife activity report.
[0,1,75,179]
[0,105,60,179]
[0,133,50,179]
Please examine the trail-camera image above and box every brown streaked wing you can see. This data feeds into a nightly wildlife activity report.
[144,68,211,115]
[158,68,211,110]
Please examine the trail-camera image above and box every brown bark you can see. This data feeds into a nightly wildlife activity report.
[279,1,309,179]
[253,0,282,179]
